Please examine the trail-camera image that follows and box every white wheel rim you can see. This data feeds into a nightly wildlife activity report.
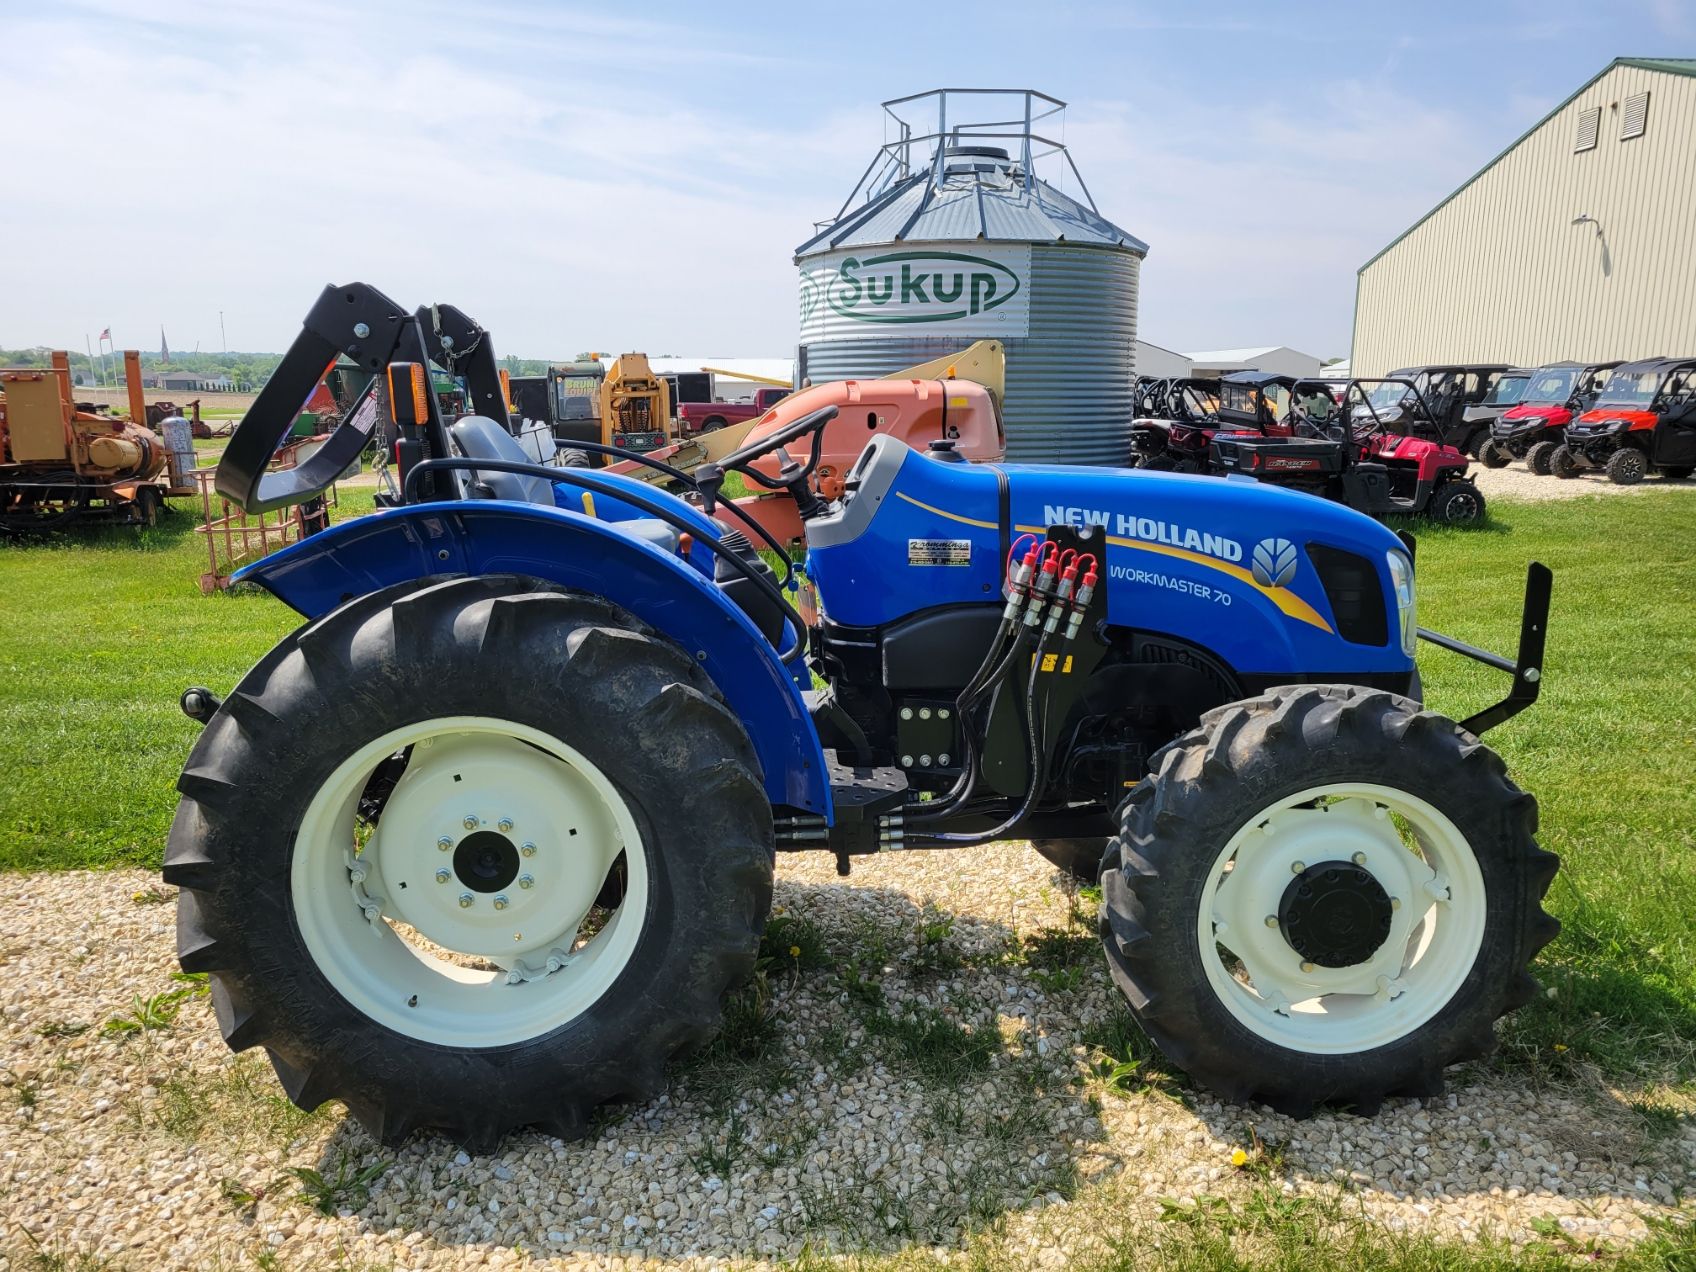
[291,715,649,1047]
[1197,782,1485,1055]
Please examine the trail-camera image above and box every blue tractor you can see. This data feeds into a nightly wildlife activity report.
[170,284,1558,1148]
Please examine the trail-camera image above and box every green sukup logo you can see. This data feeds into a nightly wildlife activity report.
[825,251,1020,324]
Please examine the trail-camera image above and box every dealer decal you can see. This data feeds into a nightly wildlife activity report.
[908,538,972,566]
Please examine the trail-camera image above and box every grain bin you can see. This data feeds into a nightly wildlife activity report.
[796,89,1147,464]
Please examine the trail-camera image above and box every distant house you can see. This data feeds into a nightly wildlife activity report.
[1134,340,1192,379]
[156,371,234,392]
[1186,346,1323,379]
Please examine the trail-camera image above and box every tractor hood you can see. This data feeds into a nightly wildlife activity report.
[808,437,1414,680]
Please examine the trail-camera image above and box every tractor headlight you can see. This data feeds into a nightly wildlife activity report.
[1386,550,1417,658]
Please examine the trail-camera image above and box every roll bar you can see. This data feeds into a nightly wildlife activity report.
[215,283,514,513]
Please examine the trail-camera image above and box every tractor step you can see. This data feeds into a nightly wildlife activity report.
[774,751,908,874]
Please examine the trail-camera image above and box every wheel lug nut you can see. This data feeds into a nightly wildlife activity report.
[435,869,451,884]
[1264,915,1279,928]
[518,875,534,889]
[521,842,536,857]
[1300,961,1316,973]
[438,837,453,851]
[1291,861,1305,874]
[458,893,474,908]
[1352,851,1367,866]
[498,818,514,833]
[463,815,479,830]
[493,895,509,910]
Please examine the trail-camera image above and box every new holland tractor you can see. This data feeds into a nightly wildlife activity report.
[169,284,1558,1149]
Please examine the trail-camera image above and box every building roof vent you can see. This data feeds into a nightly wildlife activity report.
[1622,91,1650,140]
[1575,106,1601,152]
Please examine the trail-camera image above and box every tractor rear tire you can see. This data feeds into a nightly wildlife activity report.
[166,574,773,1150]
[1662,466,1695,480]
[558,449,591,469]
[1479,441,1511,469]
[1099,685,1558,1116]
[1427,480,1486,525]
[1525,441,1559,476]
[1605,448,1646,485]
[1032,837,1108,882]
[1550,447,1582,479]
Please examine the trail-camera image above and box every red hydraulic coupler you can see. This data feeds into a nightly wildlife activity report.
[1063,556,1099,643]
[1022,542,1064,627]
[1002,534,1042,621]
[1043,550,1082,636]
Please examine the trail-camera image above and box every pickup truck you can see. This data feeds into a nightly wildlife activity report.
[675,386,790,436]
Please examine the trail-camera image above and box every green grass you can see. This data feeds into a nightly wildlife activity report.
[1398,497,1696,1082]
[0,490,375,871]
[1,490,1694,1083]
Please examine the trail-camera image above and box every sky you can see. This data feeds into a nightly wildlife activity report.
[2,0,1692,362]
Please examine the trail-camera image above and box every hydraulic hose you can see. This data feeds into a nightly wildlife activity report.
[906,620,1029,823]
[907,627,1060,846]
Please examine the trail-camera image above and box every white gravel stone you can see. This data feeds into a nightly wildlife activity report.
[0,862,1689,1271]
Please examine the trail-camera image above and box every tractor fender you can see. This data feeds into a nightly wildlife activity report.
[231,501,832,816]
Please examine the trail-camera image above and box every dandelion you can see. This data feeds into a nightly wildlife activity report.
[789,945,801,958]
[1553,1043,1568,1053]
[1230,1147,1249,1168]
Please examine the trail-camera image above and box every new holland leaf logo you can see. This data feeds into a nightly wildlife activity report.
[825,251,1021,324]
[1250,538,1300,588]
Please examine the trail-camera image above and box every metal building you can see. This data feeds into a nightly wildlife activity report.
[1352,58,1696,376]
[796,90,1148,464]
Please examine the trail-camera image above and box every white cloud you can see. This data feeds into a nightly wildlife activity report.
[1,1,1517,362]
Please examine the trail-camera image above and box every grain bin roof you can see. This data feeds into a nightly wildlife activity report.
[1359,57,1696,273]
[796,89,1146,260]
[795,165,1147,258]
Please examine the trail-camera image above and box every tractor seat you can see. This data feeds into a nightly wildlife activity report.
[449,416,680,555]
[452,416,556,505]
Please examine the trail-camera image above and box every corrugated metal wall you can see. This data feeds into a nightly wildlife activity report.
[800,246,1140,465]
[1352,64,1696,376]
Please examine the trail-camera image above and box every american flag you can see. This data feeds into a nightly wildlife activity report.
[98,327,110,342]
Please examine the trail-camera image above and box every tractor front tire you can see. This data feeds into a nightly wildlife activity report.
[1605,448,1646,485]
[1031,837,1108,882]
[1479,441,1511,469]
[166,574,773,1150]
[1427,480,1486,525]
[1550,447,1582,479]
[1524,441,1560,476]
[1099,685,1558,1116]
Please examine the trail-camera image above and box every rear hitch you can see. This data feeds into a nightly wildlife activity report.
[1417,561,1551,735]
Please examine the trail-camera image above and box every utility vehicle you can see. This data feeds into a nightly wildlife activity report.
[1149,371,1341,477]
[1130,376,1220,469]
[169,284,1556,1149]
[1353,365,1512,456]
[1481,362,1620,473]
[1552,357,1696,483]
[1211,378,1487,525]
[1457,368,1533,457]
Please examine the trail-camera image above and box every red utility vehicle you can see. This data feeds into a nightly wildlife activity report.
[1481,361,1619,474]
[1553,357,1696,483]
[676,387,790,437]
[1210,377,1486,524]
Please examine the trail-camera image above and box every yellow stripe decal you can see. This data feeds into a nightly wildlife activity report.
[895,490,999,529]
[895,492,1333,633]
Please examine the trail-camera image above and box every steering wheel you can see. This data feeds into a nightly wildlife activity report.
[696,406,838,517]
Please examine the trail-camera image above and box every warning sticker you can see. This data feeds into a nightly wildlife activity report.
[908,538,972,566]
